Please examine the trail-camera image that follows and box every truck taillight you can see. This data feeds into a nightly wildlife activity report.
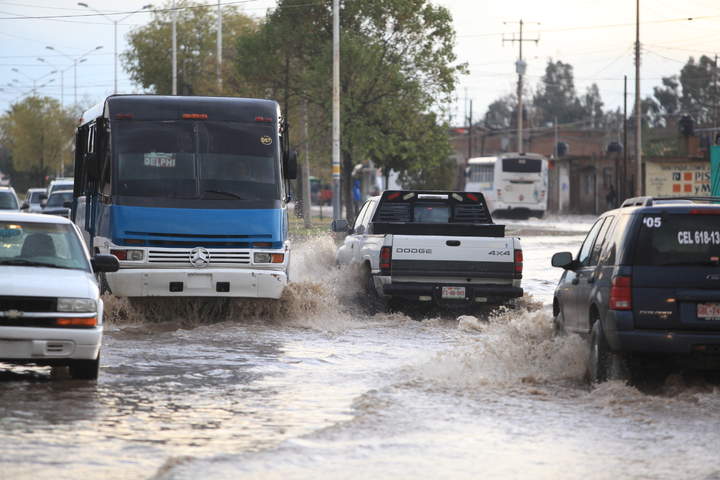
[380,246,391,275]
[514,249,523,277]
[609,276,632,310]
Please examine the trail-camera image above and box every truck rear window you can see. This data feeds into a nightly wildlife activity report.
[413,204,449,223]
[634,214,720,266]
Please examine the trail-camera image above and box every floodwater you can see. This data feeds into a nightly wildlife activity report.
[2,217,720,480]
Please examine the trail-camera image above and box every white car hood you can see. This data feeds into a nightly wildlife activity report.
[0,266,97,300]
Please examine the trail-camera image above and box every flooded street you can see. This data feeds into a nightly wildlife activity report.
[3,217,720,480]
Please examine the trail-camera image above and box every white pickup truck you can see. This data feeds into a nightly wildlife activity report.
[332,190,523,309]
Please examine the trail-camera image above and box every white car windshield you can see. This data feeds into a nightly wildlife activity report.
[0,221,90,271]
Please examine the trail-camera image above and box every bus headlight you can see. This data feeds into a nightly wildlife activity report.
[254,252,285,264]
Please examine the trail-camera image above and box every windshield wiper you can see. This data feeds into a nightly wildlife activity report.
[202,190,244,200]
[656,261,720,267]
[0,259,73,269]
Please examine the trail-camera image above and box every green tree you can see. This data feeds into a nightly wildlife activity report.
[533,59,584,125]
[581,83,604,128]
[0,97,77,186]
[484,94,515,130]
[678,55,719,125]
[122,1,256,95]
[236,0,464,222]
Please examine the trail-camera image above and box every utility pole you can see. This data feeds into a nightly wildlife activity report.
[503,19,539,153]
[634,0,642,195]
[714,54,718,136]
[217,0,222,93]
[623,75,628,201]
[332,0,341,220]
[467,99,473,159]
[172,0,177,95]
[303,100,312,229]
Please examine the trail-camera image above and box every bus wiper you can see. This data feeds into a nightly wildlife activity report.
[0,259,72,269]
[202,190,244,200]
[657,260,719,266]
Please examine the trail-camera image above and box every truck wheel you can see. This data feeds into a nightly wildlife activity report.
[69,354,100,380]
[364,267,387,315]
[552,311,566,336]
[588,321,627,384]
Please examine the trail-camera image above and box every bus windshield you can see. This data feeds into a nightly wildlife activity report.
[114,120,280,201]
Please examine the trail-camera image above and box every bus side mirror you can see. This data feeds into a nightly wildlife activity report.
[284,150,298,180]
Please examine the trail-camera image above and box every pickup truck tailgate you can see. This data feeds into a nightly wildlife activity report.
[391,235,516,279]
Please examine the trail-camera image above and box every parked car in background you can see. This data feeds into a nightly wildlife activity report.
[551,196,720,384]
[0,186,20,211]
[0,212,119,379]
[21,187,47,213]
[46,177,74,197]
[43,189,73,218]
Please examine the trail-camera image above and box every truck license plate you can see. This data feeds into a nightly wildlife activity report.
[442,286,465,299]
[698,303,720,320]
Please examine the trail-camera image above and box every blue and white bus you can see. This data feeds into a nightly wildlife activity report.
[465,152,548,218]
[72,95,297,299]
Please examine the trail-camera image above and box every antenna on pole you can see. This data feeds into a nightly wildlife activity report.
[503,19,539,153]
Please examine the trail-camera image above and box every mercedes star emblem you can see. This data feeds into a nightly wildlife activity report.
[189,247,211,268]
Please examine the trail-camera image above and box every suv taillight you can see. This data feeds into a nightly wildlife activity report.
[380,246,391,275]
[514,249,523,277]
[609,276,632,310]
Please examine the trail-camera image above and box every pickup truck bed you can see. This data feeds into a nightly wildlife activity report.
[334,190,523,309]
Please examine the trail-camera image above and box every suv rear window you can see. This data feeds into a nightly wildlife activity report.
[634,214,720,266]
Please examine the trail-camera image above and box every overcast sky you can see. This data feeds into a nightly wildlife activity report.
[1,0,718,124]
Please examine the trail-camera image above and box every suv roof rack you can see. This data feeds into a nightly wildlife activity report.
[620,196,720,208]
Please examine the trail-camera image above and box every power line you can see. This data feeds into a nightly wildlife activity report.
[0,0,263,20]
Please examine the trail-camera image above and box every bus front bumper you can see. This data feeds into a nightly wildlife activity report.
[106,268,288,299]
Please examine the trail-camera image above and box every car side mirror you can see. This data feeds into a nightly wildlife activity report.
[40,199,47,208]
[92,254,120,273]
[331,219,349,233]
[21,202,29,210]
[354,225,366,235]
[551,251,574,269]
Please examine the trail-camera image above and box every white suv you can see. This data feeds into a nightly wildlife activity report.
[0,212,118,379]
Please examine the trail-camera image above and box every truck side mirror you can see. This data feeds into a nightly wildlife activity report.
[92,254,120,273]
[331,219,349,233]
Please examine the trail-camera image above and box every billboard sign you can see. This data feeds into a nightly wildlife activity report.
[645,160,711,197]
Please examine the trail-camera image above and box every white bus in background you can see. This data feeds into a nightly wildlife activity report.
[465,152,548,218]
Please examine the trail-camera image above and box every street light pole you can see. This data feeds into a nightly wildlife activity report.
[331,0,341,220]
[45,45,103,105]
[37,57,68,107]
[172,0,177,95]
[217,0,222,92]
[11,67,56,98]
[78,3,152,94]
